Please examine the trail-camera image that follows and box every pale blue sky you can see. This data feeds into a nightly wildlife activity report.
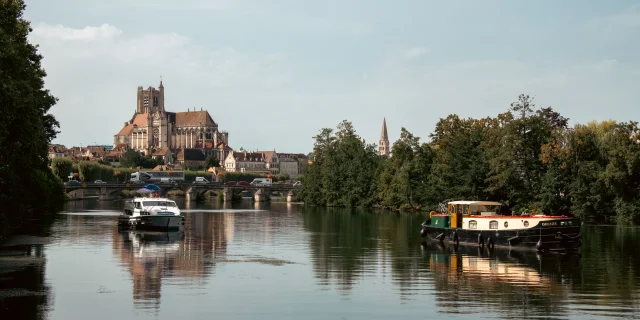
[25,0,640,152]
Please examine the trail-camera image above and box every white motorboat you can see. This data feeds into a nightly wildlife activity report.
[118,197,185,230]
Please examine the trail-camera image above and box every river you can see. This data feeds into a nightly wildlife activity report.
[1,198,639,319]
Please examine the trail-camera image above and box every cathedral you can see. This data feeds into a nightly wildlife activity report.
[113,82,230,162]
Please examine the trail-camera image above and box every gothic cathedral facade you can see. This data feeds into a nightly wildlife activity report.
[113,82,230,158]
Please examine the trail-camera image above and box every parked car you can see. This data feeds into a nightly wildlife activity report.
[293,181,302,187]
[237,181,250,186]
[94,180,106,184]
[67,180,82,186]
[224,181,237,186]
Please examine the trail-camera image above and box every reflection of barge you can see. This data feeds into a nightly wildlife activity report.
[424,242,581,286]
[420,201,582,251]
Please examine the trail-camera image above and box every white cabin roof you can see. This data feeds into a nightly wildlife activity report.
[448,201,502,206]
[132,197,174,202]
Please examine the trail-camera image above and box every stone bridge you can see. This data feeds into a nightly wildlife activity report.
[64,182,298,202]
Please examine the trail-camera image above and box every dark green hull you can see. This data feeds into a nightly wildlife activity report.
[420,219,582,252]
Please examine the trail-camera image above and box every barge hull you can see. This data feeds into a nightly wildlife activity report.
[420,225,581,251]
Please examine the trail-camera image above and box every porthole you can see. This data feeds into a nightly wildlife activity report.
[524,221,529,227]
[504,221,509,228]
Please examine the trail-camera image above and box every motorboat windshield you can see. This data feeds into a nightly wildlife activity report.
[143,200,177,207]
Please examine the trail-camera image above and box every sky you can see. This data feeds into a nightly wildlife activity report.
[24,0,640,153]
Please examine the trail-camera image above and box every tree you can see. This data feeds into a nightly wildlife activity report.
[205,154,220,168]
[51,157,73,181]
[0,0,64,240]
[154,156,164,165]
[300,121,380,207]
[120,149,141,168]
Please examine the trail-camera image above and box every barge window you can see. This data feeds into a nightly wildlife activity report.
[134,202,141,209]
[489,220,498,229]
[469,220,477,229]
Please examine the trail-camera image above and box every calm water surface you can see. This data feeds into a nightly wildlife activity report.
[1,199,639,319]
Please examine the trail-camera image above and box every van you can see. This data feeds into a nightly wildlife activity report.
[160,177,176,184]
[250,178,272,186]
[194,177,209,184]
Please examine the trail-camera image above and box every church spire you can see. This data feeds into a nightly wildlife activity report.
[379,118,390,156]
[380,118,388,141]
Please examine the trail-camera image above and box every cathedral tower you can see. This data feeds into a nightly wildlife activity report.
[379,118,390,156]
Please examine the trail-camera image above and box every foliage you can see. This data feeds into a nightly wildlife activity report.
[119,150,141,168]
[301,120,380,207]
[118,150,156,169]
[0,0,65,241]
[51,157,74,181]
[205,154,220,168]
[301,96,640,222]
[378,128,435,210]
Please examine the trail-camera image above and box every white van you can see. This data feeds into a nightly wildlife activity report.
[160,177,176,184]
[194,177,209,184]
[250,178,272,186]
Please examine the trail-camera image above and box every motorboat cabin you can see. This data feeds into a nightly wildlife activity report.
[118,197,184,231]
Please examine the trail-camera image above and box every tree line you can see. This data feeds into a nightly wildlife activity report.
[300,95,640,223]
[51,158,289,183]
[0,1,65,241]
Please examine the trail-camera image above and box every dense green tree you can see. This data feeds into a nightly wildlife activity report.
[378,128,435,210]
[119,149,141,168]
[301,121,380,207]
[0,0,65,241]
[205,154,220,168]
[51,157,74,181]
[301,95,639,222]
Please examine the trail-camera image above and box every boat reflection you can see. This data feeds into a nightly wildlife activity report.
[112,211,235,310]
[422,242,582,318]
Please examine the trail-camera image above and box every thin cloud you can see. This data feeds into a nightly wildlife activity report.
[31,23,122,41]
[405,47,427,59]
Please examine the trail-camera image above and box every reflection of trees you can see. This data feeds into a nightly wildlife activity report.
[573,225,640,315]
[111,211,234,310]
[303,207,378,291]
[302,208,425,293]
[302,208,640,318]
[0,244,51,320]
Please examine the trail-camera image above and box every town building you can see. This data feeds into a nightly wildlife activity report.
[176,148,206,168]
[113,82,230,162]
[378,118,390,156]
[277,153,308,178]
[224,151,269,173]
[256,150,279,174]
[48,144,66,159]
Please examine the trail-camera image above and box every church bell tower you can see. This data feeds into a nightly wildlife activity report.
[379,118,390,157]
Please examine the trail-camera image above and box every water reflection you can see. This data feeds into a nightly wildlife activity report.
[111,209,235,310]
[302,207,426,294]
[0,244,51,320]
[2,199,640,320]
[422,243,580,318]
